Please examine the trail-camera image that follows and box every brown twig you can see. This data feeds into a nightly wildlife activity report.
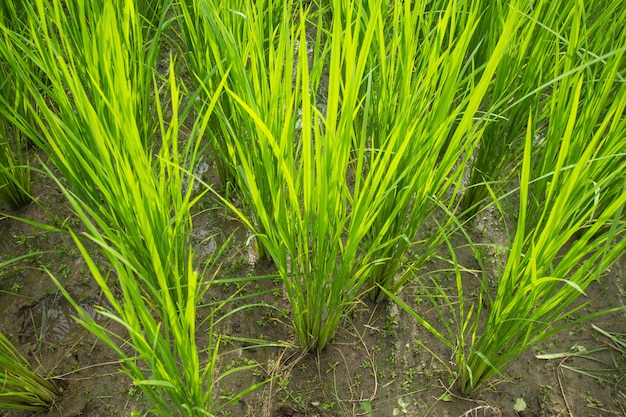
[557,357,574,417]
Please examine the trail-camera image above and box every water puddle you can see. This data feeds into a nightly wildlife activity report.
[193,216,258,266]
[19,294,110,347]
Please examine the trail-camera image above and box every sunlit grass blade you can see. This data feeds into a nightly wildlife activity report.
[0,5,32,210]
[0,331,60,411]
[0,0,270,414]
[384,2,626,393]
[361,0,524,301]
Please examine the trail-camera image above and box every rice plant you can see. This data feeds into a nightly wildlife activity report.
[1,1,267,414]
[0,1,32,210]
[355,0,524,301]
[199,0,524,351]
[0,332,60,411]
[0,252,61,411]
[195,0,375,351]
[176,0,289,263]
[0,119,31,210]
[176,0,284,187]
[0,255,59,411]
[461,0,555,215]
[385,41,626,394]
[463,0,626,216]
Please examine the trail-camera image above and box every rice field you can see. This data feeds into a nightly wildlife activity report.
[0,0,625,416]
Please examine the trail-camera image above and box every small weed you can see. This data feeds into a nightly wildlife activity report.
[393,397,409,415]
[539,385,551,408]
[321,401,335,411]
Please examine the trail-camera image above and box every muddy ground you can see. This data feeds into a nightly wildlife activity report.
[1,152,625,417]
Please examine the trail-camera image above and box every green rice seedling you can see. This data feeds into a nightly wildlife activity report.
[458,87,626,394]
[463,0,626,216]
[385,48,626,394]
[0,331,60,411]
[0,256,59,411]
[205,0,522,349]
[202,0,380,351]
[176,0,285,188]
[525,4,626,228]
[1,1,270,414]
[0,122,31,210]
[0,3,32,210]
[176,0,289,262]
[354,0,525,301]
[461,1,559,216]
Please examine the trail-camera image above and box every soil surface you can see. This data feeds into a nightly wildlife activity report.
[1,153,625,417]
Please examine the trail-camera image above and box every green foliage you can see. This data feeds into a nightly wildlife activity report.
[1,0,625,406]
[0,2,32,210]
[0,331,59,410]
[201,0,369,352]
[386,50,626,394]
[1,0,266,415]
[194,0,524,351]
[462,0,556,215]
[0,122,31,210]
[1,255,59,412]
[358,0,522,301]
[177,0,288,262]
[386,24,626,393]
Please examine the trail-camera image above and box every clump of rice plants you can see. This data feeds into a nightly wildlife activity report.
[456,68,626,393]
[0,331,60,411]
[461,0,555,215]
[196,0,381,351]
[463,0,626,216]
[0,3,32,210]
[0,256,59,411]
[177,0,289,262]
[1,0,267,414]
[386,26,626,394]
[355,0,524,301]
[197,0,524,351]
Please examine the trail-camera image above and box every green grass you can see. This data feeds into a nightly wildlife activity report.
[0,255,59,411]
[0,331,60,411]
[0,0,267,414]
[382,0,626,394]
[385,40,626,394]
[196,0,525,351]
[0,2,32,210]
[177,0,290,262]
[1,0,625,410]
[356,0,523,301]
